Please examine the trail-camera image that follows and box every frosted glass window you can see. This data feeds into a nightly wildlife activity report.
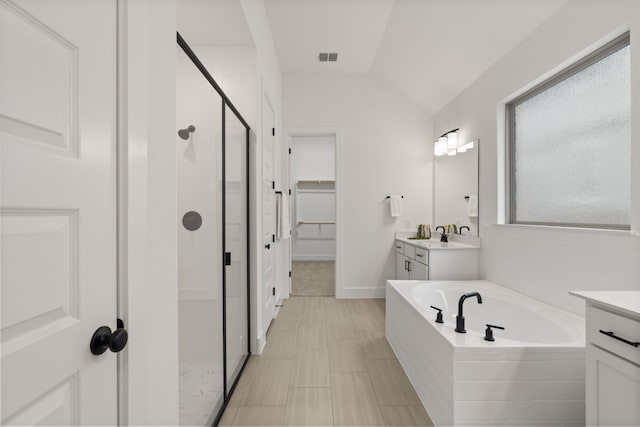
[509,35,630,229]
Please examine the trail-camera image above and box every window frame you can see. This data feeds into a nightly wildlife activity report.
[506,32,631,230]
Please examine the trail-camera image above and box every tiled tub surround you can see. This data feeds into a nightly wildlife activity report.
[386,280,586,426]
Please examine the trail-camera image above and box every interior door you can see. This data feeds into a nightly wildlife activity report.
[261,92,275,334]
[1,0,118,424]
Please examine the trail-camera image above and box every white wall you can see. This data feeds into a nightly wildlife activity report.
[434,0,640,316]
[240,0,284,352]
[191,46,258,127]
[291,135,336,260]
[284,74,433,297]
[122,0,178,424]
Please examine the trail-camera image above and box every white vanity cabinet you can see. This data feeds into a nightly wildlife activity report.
[395,239,478,280]
[395,243,428,280]
[570,292,640,427]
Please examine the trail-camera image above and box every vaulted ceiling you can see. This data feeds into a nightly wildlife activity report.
[264,0,569,113]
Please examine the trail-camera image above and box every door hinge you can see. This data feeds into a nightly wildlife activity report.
[289,271,292,278]
[288,148,291,154]
[224,252,231,266]
[272,234,275,243]
[288,188,291,195]
[272,287,276,296]
[272,181,275,190]
[272,128,275,136]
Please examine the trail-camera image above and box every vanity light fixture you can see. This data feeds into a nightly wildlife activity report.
[433,128,460,157]
[457,139,476,153]
[434,136,448,156]
[447,131,458,156]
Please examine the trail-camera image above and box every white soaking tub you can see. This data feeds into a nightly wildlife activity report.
[386,280,585,426]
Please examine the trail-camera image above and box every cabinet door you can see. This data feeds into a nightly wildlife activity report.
[409,260,428,280]
[396,253,409,280]
[586,343,640,426]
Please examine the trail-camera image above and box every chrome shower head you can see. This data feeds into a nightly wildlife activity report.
[178,125,196,140]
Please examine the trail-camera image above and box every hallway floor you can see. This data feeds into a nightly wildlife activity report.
[219,296,433,426]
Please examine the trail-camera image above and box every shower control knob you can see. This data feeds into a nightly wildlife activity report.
[90,325,128,355]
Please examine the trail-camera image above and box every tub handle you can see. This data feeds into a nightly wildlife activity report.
[484,324,505,342]
[429,306,444,324]
[599,330,640,348]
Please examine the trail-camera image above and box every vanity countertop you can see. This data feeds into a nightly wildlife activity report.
[570,291,640,319]
[396,237,480,251]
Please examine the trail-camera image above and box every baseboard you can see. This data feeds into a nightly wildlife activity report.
[336,286,385,299]
[291,255,336,261]
[256,330,266,355]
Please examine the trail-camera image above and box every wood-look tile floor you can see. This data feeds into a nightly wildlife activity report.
[219,297,433,427]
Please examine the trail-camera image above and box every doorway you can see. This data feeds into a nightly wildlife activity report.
[289,134,336,296]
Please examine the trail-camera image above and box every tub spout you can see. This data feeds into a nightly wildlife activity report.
[455,292,482,333]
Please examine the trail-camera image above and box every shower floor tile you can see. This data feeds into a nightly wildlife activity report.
[179,360,224,426]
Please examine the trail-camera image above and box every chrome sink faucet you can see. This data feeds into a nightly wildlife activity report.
[455,292,483,333]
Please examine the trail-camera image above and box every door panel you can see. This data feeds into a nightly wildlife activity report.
[224,106,248,392]
[1,0,117,424]
[261,93,275,335]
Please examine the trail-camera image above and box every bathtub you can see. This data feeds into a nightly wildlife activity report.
[386,280,585,426]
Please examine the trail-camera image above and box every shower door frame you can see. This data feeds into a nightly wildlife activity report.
[176,33,252,427]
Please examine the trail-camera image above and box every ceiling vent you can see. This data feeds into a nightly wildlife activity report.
[318,52,338,62]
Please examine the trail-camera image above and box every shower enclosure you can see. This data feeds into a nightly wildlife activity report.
[176,34,250,426]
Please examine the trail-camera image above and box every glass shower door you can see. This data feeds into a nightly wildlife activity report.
[176,46,225,425]
[223,104,249,393]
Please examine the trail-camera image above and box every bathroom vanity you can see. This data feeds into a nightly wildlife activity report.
[395,237,479,280]
[570,291,640,426]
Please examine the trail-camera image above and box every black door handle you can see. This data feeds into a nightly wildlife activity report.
[90,325,128,355]
[265,243,271,250]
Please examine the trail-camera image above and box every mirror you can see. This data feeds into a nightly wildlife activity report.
[434,139,479,237]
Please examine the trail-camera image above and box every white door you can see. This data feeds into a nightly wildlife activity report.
[261,93,275,333]
[1,0,118,425]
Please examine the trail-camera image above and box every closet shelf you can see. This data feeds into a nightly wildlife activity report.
[297,220,335,226]
[296,179,335,185]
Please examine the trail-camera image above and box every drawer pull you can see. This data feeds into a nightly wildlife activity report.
[396,246,402,249]
[416,254,423,257]
[599,330,640,348]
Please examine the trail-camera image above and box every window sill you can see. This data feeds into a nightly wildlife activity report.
[488,223,638,237]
